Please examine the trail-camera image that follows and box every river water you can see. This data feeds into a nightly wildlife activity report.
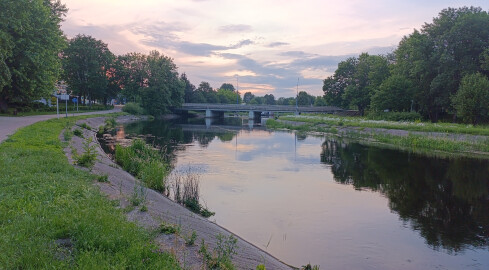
[106,117,489,269]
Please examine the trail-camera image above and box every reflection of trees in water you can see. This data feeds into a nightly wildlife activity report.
[321,139,489,252]
[123,119,238,166]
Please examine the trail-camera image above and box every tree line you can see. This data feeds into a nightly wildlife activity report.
[323,6,489,124]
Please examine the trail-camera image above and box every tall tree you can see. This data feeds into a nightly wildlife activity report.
[243,92,254,104]
[264,94,276,105]
[343,53,390,115]
[180,73,195,103]
[451,73,489,125]
[323,57,357,108]
[116,53,148,103]
[140,50,184,115]
[392,7,489,121]
[62,35,114,105]
[0,0,67,111]
[219,83,235,92]
[297,91,315,106]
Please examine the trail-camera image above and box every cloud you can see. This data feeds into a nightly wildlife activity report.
[280,51,313,57]
[267,42,289,48]
[219,24,253,33]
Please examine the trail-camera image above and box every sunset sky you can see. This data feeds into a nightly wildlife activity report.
[60,0,489,97]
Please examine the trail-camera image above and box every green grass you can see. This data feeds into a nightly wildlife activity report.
[115,140,169,193]
[0,117,179,269]
[280,114,489,136]
[267,118,489,157]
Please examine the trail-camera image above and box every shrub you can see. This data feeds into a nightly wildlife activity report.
[73,137,98,169]
[366,111,422,122]
[73,128,83,138]
[122,102,144,115]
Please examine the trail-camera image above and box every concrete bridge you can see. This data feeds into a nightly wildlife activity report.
[173,103,343,119]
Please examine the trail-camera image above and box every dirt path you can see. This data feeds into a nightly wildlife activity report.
[0,107,121,143]
[66,116,293,270]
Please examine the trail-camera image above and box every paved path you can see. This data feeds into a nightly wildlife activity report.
[0,108,121,143]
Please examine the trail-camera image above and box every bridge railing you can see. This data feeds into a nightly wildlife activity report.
[177,103,343,113]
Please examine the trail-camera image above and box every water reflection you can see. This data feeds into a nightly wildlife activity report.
[100,118,489,268]
[321,139,489,252]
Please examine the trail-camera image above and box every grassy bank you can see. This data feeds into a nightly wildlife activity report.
[0,117,179,269]
[280,114,489,136]
[267,118,489,157]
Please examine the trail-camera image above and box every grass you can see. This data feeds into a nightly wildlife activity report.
[0,117,179,269]
[267,118,489,157]
[280,114,489,136]
[115,139,169,193]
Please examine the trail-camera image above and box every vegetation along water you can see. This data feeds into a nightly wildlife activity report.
[99,117,489,269]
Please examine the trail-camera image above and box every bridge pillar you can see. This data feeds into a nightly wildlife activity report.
[248,111,261,120]
[205,109,224,118]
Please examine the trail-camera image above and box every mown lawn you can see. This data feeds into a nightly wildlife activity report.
[0,117,179,269]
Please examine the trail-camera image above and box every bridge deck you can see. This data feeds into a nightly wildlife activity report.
[174,103,342,113]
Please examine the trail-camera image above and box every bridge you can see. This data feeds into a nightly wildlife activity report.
[173,103,343,119]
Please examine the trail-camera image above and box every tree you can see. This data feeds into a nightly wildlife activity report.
[343,53,390,115]
[217,88,241,104]
[62,35,114,105]
[180,73,195,103]
[392,7,489,122]
[115,52,148,103]
[0,0,67,111]
[264,94,276,105]
[314,96,328,106]
[243,92,254,104]
[323,57,357,108]
[297,91,315,106]
[140,51,184,115]
[219,83,235,92]
[451,73,489,125]
[371,75,415,112]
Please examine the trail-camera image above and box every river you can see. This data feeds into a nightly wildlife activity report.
[103,117,489,269]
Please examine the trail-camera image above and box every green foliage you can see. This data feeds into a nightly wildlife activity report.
[367,111,422,122]
[297,91,315,106]
[130,182,146,206]
[62,34,115,105]
[0,118,179,269]
[183,230,198,246]
[96,174,109,183]
[115,139,169,192]
[198,236,237,270]
[122,102,144,115]
[63,129,73,141]
[451,73,489,125]
[73,128,83,138]
[73,137,98,169]
[79,123,92,130]
[0,0,67,108]
[371,75,415,112]
[139,51,184,116]
[256,265,266,270]
[159,222,180,235]
[171,171,215,217]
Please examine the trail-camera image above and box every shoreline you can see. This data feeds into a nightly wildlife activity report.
[67,115,293,270]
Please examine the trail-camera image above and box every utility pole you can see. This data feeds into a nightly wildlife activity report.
[296,77,299,113]
[236,75,239,105]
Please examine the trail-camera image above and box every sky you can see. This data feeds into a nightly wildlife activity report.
[60,0,489,98]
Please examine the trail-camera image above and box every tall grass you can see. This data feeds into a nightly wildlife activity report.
[280,114,489,136]
[115,139,169,193]
[0,117,179,269]
[170,170,215,218]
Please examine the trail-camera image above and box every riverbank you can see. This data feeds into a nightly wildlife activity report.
[267,115,489,158]
[0,116,179,269]
[67,116,293,269]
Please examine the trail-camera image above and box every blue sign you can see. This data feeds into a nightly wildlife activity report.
[72,98,77,103]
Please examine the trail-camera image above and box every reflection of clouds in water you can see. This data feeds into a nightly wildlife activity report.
[174,163,209,174]
[218,185,244,194]
[281,167,300,172]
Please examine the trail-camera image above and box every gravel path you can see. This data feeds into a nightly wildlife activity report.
[0,107,121,143]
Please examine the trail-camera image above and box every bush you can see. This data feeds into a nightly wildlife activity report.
[73,137,98,169]
[366,111,422,122]
[122,102,144,115]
